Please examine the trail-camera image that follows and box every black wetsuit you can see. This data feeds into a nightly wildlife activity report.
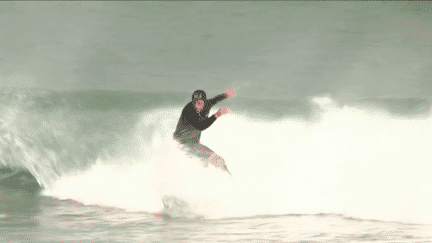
[173,93,227,146]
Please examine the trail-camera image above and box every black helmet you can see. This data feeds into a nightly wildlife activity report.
[192,90,206,101]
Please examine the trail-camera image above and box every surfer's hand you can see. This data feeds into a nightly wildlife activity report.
[224,88,235,98]
[216,107,229,118]
[219,107,229,115]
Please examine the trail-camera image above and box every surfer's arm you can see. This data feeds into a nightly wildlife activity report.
[207,93,228,106]
[184,107,217,131]
[187,114,217,131]
[208,89,235,106]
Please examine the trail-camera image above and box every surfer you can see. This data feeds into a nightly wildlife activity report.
[173,89,235,174]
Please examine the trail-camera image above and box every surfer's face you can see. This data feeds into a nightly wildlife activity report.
[194,100,204,113]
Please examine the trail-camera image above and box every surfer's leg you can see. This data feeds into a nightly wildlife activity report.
[207,153,225,168]
[207,153,231,174]
[191,143,213,167]
[193,143,231,174]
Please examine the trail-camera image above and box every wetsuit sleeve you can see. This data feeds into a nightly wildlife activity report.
[207,93,228,106]
[190,115,217,131]
[184,107,217,131]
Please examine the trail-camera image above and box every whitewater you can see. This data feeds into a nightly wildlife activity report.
[40,96,432,225]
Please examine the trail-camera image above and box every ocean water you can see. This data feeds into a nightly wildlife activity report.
[0,89,431,242]
[1,1,432,242]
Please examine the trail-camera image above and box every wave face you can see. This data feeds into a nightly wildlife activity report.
[1,89,431,224]
[0,88,183,186]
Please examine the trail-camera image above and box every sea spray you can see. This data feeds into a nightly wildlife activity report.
[43,98,432,224]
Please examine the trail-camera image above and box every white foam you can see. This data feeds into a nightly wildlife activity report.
[43,99,432,224]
